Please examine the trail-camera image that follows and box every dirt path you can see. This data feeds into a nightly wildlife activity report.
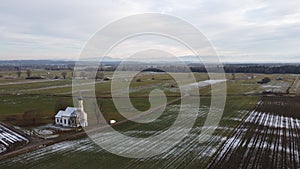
[0,127,87,161]
[0,79,59,86]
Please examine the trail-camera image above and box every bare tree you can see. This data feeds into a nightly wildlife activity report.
[61,72,67,79]
[54,98,69,115]
[232,73,235,80]
[96,71,104,80]
[17,70,22,78]
[26,69,32,77]
[22,109,41,126]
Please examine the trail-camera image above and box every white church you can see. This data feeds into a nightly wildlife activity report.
[55,97,88,128]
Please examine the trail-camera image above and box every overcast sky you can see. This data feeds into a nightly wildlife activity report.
[0,0,299,62]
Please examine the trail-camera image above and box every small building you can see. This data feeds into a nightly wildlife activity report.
[109,119,117,125]
[55,97,88,127]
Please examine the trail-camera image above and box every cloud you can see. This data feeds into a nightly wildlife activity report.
[0,0,299,62]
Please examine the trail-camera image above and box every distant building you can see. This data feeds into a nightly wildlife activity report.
[109,119,116,125]
[55,97,88,127]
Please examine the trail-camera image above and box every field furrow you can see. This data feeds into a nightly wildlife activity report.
[207,96,300,169]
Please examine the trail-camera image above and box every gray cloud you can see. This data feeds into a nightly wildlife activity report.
[0,0,299,62]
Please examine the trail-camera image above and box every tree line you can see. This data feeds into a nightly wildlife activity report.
[191,65,300,74]
[2,64,300,74]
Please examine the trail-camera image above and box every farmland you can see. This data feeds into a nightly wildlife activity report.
[208,96,300,168]
[0,96,259,169]
[0,71,296,125]
[0,69,300,168]
[0,123,28,154]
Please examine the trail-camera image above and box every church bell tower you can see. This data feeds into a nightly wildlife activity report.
[78,97,84,112]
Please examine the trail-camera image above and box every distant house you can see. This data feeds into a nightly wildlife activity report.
[55,97,88,127]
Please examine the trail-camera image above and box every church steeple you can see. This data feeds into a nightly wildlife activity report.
[78,96,84,112]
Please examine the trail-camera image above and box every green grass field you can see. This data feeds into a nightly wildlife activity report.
[0,71,297,126]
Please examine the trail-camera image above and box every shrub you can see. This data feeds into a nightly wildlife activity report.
[257,77,271,84]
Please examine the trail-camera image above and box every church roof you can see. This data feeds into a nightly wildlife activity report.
[55,107,77,118]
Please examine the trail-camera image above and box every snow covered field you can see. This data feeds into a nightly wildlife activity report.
[0,124,28,154]
[208,96,300,168]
